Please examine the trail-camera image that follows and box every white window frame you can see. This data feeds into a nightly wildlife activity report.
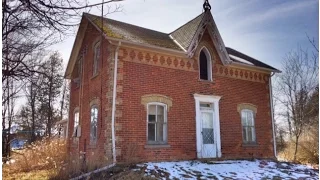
[241,109,256,143]
[146,102,168,144]
[90,105,98,143]
[199,46,212,81]
[93,42,100,76]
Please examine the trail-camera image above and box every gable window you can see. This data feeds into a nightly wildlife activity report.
[73,111,79,136]
[241,109,256,143]
[90,105,98,143]
[199,47,212,81]
[147,103,167,144]
[93,42,100,76]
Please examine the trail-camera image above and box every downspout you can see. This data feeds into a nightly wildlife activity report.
[111,41,121,163]
[269,72,277,158]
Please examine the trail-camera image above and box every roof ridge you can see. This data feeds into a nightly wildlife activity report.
[169,12,205,35]
[84,12,171,35]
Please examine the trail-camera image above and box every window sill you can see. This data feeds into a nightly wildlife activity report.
[242,142,258,147]
[198,79,214,83]
[144,144,171,149]
[91,73,99,80]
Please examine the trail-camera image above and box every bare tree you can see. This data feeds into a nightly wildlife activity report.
[2,0,123,82]
[274,47,318,161]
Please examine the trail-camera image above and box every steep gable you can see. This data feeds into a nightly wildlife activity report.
[170,13,205,51]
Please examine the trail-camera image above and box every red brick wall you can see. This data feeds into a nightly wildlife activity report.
[68,20,113,164]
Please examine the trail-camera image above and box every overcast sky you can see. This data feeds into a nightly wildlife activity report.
[52,0,319,72]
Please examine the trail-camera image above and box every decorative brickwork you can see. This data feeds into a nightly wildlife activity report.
[119,47,269,84]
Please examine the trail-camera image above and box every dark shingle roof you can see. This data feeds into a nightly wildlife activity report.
[170,13,205,50]
[226,47,279,71]
[83,12,279,72]
[85,13,182,50]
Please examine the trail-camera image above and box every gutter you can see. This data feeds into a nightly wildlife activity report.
[231,61,281,73]
[111,41,121,163]
[269,72,277,158]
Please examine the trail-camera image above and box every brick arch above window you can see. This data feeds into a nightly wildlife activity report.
[73,107,79,114]
[237,103,257,114]
[141,94,173,111]
[89,98,100,107]
[92,37,101,50]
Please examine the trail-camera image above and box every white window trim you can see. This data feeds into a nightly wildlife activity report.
[146,102,168,144]
[241,109,256,143]
[194,94,221,158]
[199,46,213,81]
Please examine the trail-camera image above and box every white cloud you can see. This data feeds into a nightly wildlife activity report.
[233,0,318,30]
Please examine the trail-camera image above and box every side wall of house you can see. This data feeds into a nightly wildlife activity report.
[115,31,275,162]
[68,21,114,166]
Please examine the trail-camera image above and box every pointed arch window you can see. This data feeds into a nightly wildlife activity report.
[93,42,100,76]
[199,47,212,81]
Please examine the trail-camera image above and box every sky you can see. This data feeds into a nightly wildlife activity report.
[51,0,319,72]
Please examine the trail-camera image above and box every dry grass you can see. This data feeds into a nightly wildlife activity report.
[278,131,319,166]
[3,138,67,180]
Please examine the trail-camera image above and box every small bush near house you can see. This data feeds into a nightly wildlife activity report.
[3,138,68,180]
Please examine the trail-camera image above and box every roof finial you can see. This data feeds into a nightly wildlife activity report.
[203,0,211,11]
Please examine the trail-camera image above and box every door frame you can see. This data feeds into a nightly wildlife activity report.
[194,93,222,158]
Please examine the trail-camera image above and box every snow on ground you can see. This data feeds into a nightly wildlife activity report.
[137,160,318,180]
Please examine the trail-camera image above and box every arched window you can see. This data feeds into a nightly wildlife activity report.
[241,109,256,143]
[93,42,100,76]
[73,110,79,137]
[199,47,212,81]
[90,105,98,143]
[147,103,167,144]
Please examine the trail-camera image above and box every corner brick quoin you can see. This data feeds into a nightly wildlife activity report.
[141,94,173,111]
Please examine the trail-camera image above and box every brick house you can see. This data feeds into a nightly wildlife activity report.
[64,7,280,166]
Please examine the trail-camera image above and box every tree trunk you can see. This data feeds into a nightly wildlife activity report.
[293,135,300,162]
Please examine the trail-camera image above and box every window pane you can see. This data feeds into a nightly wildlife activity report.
[251,127,256,142]
[148,123,156,141]
[163,123,167,142]
[148,105,156,122]
[247,127,252,142]
[241,111,247,126]
[90,107,98,141]
[242,127,247,142]
[200,51,209,80]
[157,122,163,142]
[202,128,214,144]
[247,111,253,126]
[74,112,79,127]
[157,105,164,123]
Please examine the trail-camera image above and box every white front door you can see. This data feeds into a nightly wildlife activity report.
[194,94,222,159]
[200,109,216,158]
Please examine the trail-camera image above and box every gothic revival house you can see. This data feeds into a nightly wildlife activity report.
[64,5,280,166]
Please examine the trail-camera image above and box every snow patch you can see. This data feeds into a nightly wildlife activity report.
[229,54,254,65]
